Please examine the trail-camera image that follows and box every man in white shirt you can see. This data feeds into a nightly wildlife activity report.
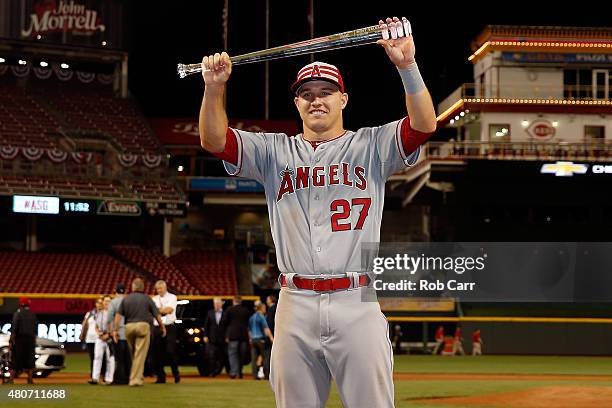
[90,295,115,385]
[152,280,180,383]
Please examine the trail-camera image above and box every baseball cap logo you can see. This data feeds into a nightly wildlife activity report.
[311,65,321,78]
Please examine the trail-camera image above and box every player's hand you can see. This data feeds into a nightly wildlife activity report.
[161,326,167,338]
[376,17,416,69]
[201,52,232,86]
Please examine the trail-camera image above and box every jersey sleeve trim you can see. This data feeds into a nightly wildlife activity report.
[395,117,423,167]
[221,128,244,176]
[212,128,239,165]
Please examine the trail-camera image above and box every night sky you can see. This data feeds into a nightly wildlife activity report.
[125,0,611,131]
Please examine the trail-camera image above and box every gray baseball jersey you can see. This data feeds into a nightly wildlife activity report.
[223,117,420,276]
[222,117,420,408]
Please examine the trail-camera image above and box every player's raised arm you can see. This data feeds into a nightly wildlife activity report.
[199,52,232,153]
[377,17,437,133]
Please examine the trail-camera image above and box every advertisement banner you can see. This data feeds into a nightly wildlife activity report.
[190,177,264,192]
[145,201,187,217]
[96,200,141,216]
[27,298,96,314]
[150,118,300,146]
[502,52,612,64]
[0,0,124,48]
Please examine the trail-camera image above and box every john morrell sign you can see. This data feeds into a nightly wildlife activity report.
[21,0,106,37]
[0,0,124,48]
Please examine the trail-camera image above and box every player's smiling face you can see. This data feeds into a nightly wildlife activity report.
[294,81,348,134]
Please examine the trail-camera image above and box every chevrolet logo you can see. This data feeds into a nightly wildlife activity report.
[541,161,589,177]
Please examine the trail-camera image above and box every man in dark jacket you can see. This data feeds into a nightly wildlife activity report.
[263,295,277,378]
[220,296,250,379]
[203,297,228,376]
[9,297,37,384]
[265,295,277,335]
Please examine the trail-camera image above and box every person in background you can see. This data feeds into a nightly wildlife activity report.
[151,280,180,384]
[204,297,228,377]
[80,297,103,380]
[392,325,404,355]
[453,326,465,356]
[265,295,277,335]
[221,296,251,379]
[90,295,115,385]
[249,301,274,380]
[107,283,131,384]
[263,295,277,378]
[8,297,37,384]
[472,328,483,356]
[113,278,165,387]
[433,325,445,355]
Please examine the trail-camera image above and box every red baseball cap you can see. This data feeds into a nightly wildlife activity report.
[19,297,30,306]
[291,61,345,94]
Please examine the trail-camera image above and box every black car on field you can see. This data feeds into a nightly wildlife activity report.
[174,300,209,376]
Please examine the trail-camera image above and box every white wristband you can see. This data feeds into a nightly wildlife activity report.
[398,63,425,95]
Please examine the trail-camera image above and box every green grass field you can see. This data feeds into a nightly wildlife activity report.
[2,353,612,407]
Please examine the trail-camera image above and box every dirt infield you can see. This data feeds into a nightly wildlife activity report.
[413,385,612,408]
[394,372,612,382]
[11,371,612,385]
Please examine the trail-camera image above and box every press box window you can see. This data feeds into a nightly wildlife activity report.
[489,124,511,142]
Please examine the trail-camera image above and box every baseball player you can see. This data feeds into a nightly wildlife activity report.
[199,16,436,408]
[472,328,483,356]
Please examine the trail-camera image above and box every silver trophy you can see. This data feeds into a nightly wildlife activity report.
[177,18,412,78]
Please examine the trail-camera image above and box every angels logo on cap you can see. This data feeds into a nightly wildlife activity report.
[291,61,345,94]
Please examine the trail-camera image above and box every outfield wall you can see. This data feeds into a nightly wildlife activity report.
[390,317,612,356]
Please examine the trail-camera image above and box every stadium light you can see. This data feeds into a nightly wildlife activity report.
[101,41,107,46]
[36,35,42,40]
[450,119,455,125]
[521,120,529,127]
[177,165,184,172]
[40,61,48,67]
[60,63,69,69]
[0,57,5,63]
[460,112,465,117]
[18,59,27,65]
[552,121,559,127]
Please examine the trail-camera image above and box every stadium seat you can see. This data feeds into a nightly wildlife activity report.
[169,249,238,295]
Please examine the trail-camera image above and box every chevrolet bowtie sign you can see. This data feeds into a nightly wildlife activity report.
[540,162,612,177]
[541,162,589,177]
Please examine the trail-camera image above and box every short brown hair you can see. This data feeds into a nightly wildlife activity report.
[132,278,145,292]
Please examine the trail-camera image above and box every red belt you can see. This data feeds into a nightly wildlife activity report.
[280,274,370,292]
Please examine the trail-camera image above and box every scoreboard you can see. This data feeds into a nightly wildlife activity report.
[1,195,186,217]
